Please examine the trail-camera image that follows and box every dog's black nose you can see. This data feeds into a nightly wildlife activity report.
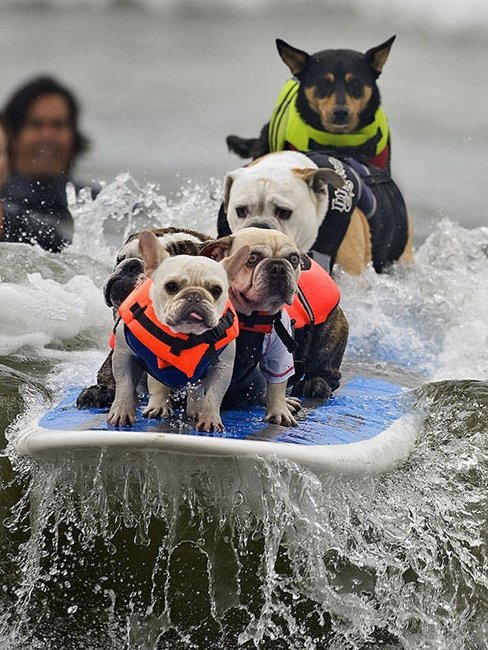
[185,291,202,304]
[268,260,287,275]
[121,257,144,276]
[245,221,272,230]
[332,106,350,123]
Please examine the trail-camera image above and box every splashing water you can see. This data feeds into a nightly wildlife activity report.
[1,176,487,648]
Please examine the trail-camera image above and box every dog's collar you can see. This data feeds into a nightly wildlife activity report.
[237,310,298,354]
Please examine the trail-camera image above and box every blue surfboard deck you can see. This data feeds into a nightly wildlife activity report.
[37,376,403,445]
[16,376,417,473]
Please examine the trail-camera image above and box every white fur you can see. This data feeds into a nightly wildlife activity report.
[225,151,329,252]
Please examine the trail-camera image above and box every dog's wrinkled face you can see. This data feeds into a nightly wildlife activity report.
[149,255,230,335]
[139,231,249,335]
[276,36,395,133]
[224,151,344,252]
[201,227,310,316]
[103,257,146,311]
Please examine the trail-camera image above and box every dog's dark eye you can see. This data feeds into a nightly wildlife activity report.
[236,206,248,219]
[347,78,364,98]
[275,206,292,221]
[315,79,333,98]
[289,253,300,268]
[210,285,223,299]
[165,281,179,294]
[246,253,260,267]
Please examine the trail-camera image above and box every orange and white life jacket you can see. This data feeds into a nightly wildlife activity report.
[115,278,239,387]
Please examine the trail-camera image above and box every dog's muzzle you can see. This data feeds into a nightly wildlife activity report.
[242,218,276,230]
[260,259,296,304]
[103,257,145,308]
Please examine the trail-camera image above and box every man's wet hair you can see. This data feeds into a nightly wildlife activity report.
[3,75,90,169]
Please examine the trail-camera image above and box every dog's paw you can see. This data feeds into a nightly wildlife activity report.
[264,406,298,427]
[107,402,136,427]
[195,413,224,433]
[302,377,332,400]
[285,396,302,414]
[142,401,173,420]
[76,385,115,409]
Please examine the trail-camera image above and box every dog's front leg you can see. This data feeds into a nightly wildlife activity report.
[107,335,143,427]
[186,342,235,433]
[142,376,172,420]
[265,381,298,427]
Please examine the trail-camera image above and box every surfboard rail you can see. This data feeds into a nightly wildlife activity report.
[14,376,418,474]
[15,412,417,474]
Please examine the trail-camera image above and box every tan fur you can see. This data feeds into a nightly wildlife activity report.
[335,208,372,275]
[399,215,415,265]
[344,85,372,124]
[336,209,414,274]
[305,84,373,132]
[291,167,320,183]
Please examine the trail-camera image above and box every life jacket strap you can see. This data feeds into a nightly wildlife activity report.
[272,312,299,354]
[238,311,276,333]
[293,287,315,364]
[237,309,298,353]
[129,303,236,357]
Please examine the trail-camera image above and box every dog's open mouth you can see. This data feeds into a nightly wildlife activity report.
[178,305,213,328]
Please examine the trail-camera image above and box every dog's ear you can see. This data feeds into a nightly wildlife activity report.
[138,230,169,277]
[292,167,345,195]
[276,39,309,77]
[223,171,237,214]
[300,252,312,271]
[221,244,251,282]
[365,35,396,77]
[199,236,234,262]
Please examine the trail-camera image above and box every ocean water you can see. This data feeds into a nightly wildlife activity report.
[0,1,487,648]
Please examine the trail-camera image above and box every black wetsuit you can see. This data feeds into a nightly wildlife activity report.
[0,172,94,253]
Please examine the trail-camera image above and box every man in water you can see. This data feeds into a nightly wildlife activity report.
[0,76,93,252]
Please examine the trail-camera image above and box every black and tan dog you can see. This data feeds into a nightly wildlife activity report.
[227,36,396,169]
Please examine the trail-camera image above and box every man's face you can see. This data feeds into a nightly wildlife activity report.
[11,93,75,179]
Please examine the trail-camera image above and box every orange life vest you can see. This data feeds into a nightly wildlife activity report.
[117,278,239,386]
[232,261,340,384]
[285,260,340,329]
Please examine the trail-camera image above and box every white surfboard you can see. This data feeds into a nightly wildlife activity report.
[15,376,417,474]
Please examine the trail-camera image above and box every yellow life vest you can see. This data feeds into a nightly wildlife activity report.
[268,78,389,159]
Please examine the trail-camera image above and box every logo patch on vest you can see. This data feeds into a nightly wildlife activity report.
[328,157,355,214]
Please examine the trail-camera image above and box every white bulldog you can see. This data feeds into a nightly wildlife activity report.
[223,150,375,275]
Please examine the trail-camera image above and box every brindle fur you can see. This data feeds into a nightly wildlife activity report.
[291,306,349,399]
